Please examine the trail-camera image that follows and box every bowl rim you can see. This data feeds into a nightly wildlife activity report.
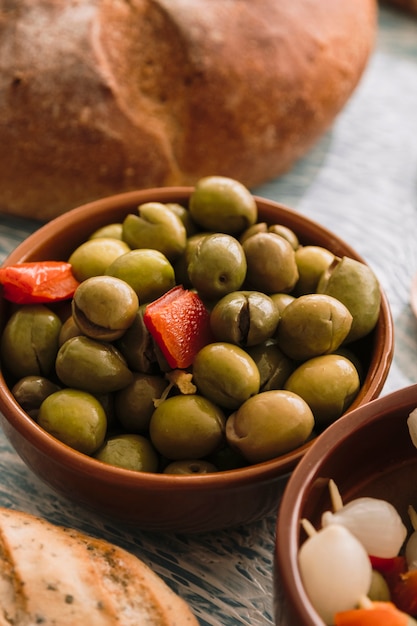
[275,383,417,626]
[0,187,394,488]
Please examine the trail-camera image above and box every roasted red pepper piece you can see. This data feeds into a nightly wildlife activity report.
[369,555,417,619]
[143,285,212,369]
[391,569,417,618]
[334,601,413,625]
[0,261,80,304]
[370,555,407,590]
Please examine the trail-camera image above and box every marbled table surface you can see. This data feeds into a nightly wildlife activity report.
[0,5,417,625]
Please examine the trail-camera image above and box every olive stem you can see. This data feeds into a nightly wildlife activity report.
[153,370,197,408]
[153,382,175,408]
[166,370,197,395]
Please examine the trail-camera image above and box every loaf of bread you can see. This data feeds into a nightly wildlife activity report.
[0,0,377,220]
[0,507,198,625]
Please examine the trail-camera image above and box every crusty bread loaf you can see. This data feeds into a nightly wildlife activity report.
[0,0,377,220]
[0,507,198,625]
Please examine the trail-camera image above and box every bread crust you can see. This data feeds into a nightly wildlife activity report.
[0,0,377,219]
[0,507,198,625]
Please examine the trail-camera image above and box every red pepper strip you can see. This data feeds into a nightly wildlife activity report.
[370,555,407,590]
[143,285,212,369]
[0,261,80,304]
[391,569,417,618]
[334,601,412,626]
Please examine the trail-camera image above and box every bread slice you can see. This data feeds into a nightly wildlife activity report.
[0,508,198,625]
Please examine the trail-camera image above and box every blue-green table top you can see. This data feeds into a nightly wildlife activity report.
[0,6,417,625]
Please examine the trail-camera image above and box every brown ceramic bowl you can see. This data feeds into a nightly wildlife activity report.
[275,383,417,625]
[0,187,394,533]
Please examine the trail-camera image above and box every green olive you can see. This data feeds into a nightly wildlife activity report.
[68,237,130,281]
[317,256,381,343]
[94,392,117,429]
[11,376,61,418]
[163,460,218,475]
[207,445,248,471]
[294,245,335,296]
[239,222,269,244]
[165,203,199,237]
[149,394,226,460]
[241,222,299,249]
[189,176,257,234]
[276,294,353,361]
[268,224,299,250]
[368,570,391,602]
[242,232,299,294]
[333,346,365,383]
[94,434,159,472]
[58,315,83,346]
[115,307,159,374]
[122,202,187,262]
[226,390,314,464]
[246,341,294,391]
[72,276,139,341]
[56,336,133,393]
[1,305,62,379]
[210,291,280,347]
[284,354,360,427]
[174,232,213,288]
[38,389,107,455]
[89,223,123,240]
[192,342,260,410]
[270,293,296,316]
[114,373,168,432]
[187,233,247,300]
[105,249,175,302]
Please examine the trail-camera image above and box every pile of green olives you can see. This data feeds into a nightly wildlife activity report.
[0,176,381,475]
